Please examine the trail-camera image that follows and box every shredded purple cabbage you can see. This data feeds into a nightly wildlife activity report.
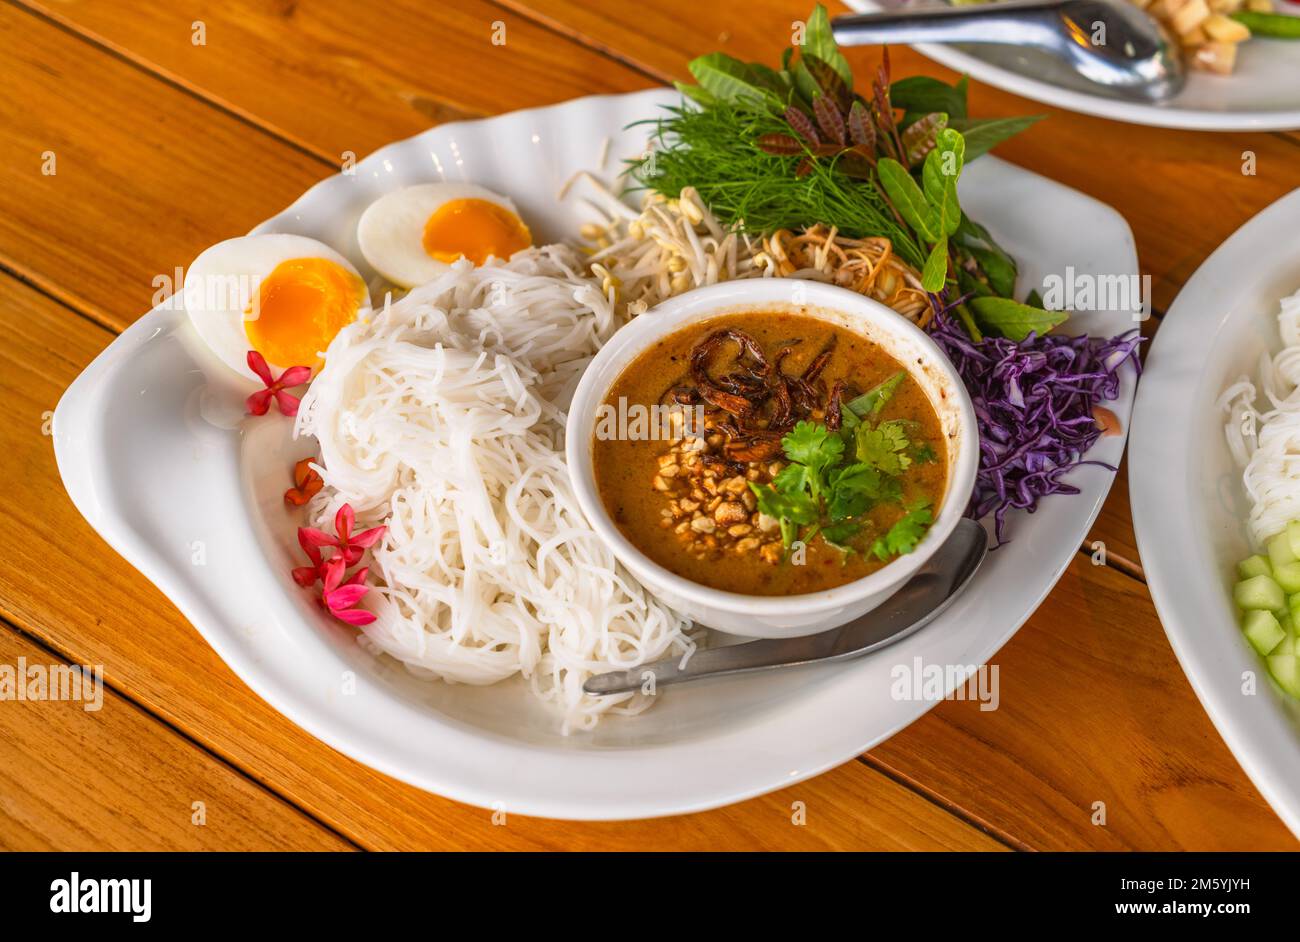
[926,313,1142,545]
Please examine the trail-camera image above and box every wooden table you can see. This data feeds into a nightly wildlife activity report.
[2,0,1297,851]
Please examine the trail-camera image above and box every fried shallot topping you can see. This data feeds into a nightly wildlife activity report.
[673,328,846,460]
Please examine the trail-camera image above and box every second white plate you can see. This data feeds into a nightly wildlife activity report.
[1131,187,1300,838]
[847,0,1300,131]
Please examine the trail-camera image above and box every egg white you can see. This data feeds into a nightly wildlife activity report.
[357,182,524,289]
[183,233,369,381]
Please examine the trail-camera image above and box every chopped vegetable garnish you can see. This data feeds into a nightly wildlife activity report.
[926,313,1141,544]
[750,407,932,561]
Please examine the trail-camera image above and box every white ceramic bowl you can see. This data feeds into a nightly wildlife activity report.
[566,280,978,638]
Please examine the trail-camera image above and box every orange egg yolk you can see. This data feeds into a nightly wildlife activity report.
[421,198,532,265]
[244,257,364,370]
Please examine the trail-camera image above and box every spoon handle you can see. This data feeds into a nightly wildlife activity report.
[583,518,988,696]
[831,0,1066,48]
[582,634,842,696]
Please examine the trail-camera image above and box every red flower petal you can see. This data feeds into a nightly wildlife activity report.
[345,566,369,586]
[331,607,377,627]
[277,366,313,388]
[245,388,274,416]
[335,504,355,543]
[325,584,369,610]
[350,526,386,550]
[246,350,274,385]
[320,556,346,593]
[299,527,338,551]
[273,389,302,417]
[291,565,320,588]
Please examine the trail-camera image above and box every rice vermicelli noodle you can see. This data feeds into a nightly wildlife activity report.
[296,246,694,732]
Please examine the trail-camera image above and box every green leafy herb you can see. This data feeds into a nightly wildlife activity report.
[856,419,913,476]
[804,4,853,87]
[970,296,1069,341]
[949,115,1044,161]
[688,52,783,110]
[954,213,1017,299]
[891,75,968,122]
[912,443,938,465]
[871,503,934,561]
[821,520,862,552]
[846,370,906,419]
[922,239,949,293]
[922,129,964,238]
[630,4,1052,343]
[750,397,935,562]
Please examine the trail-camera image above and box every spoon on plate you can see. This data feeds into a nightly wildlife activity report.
[583,517,988,696]
[830,0,1185,103]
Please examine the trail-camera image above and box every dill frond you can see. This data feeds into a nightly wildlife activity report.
[629,104,924,270]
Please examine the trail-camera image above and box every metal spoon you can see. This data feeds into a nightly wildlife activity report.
[831,0,1185,103]
[583,517,988,695]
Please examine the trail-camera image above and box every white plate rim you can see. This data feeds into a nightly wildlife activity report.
[1130,186,1300,839]
[846,0,1300,132]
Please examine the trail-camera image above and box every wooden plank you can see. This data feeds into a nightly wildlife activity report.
[0,3,325,331]
[498,0,1300,314]
[0,1,652,332]
[19,0,656,161]
[0,621,352,851]
[869,554,1298,849]
[0,275,1003,851]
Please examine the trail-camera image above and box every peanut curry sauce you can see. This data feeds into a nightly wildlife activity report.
[593,311,948,596]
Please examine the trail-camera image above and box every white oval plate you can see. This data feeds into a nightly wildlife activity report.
[54,89,1138,820]
[847,0,1300,131]
[1130,187,1300,838]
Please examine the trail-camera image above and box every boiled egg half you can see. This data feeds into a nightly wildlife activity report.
[184,234,369,381]
[357,182,532,288]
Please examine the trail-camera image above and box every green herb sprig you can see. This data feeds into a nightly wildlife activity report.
[748,371,934,562]
[630,4,1063,342]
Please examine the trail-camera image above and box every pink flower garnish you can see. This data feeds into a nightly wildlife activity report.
[246,350,312,417]
[291,527,324,587]
[290,503,385,626]
[320,557,376,626]
[299,504,386,567]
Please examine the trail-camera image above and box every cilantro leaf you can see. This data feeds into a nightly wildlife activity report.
[772,462,812,495]
[912,443,938,464]
[856,419,913,475]
[870,503,934,561]
[782,420,844,471]
[749,482,818,528]
[826,462,884,521]
[820,520,861,552]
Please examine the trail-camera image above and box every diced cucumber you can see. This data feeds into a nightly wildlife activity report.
[1274,561,1300,594]
[1275,634,1297,656]
[1243,610,1286,656]
[1288,593,1300,621]
[1238,554,1272,580]
[1288,520,1300,560]
[1235,574,1286,612]
[1267,654,1300,699]
[1268,531,1297,570]
[1279,611,1295,635]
